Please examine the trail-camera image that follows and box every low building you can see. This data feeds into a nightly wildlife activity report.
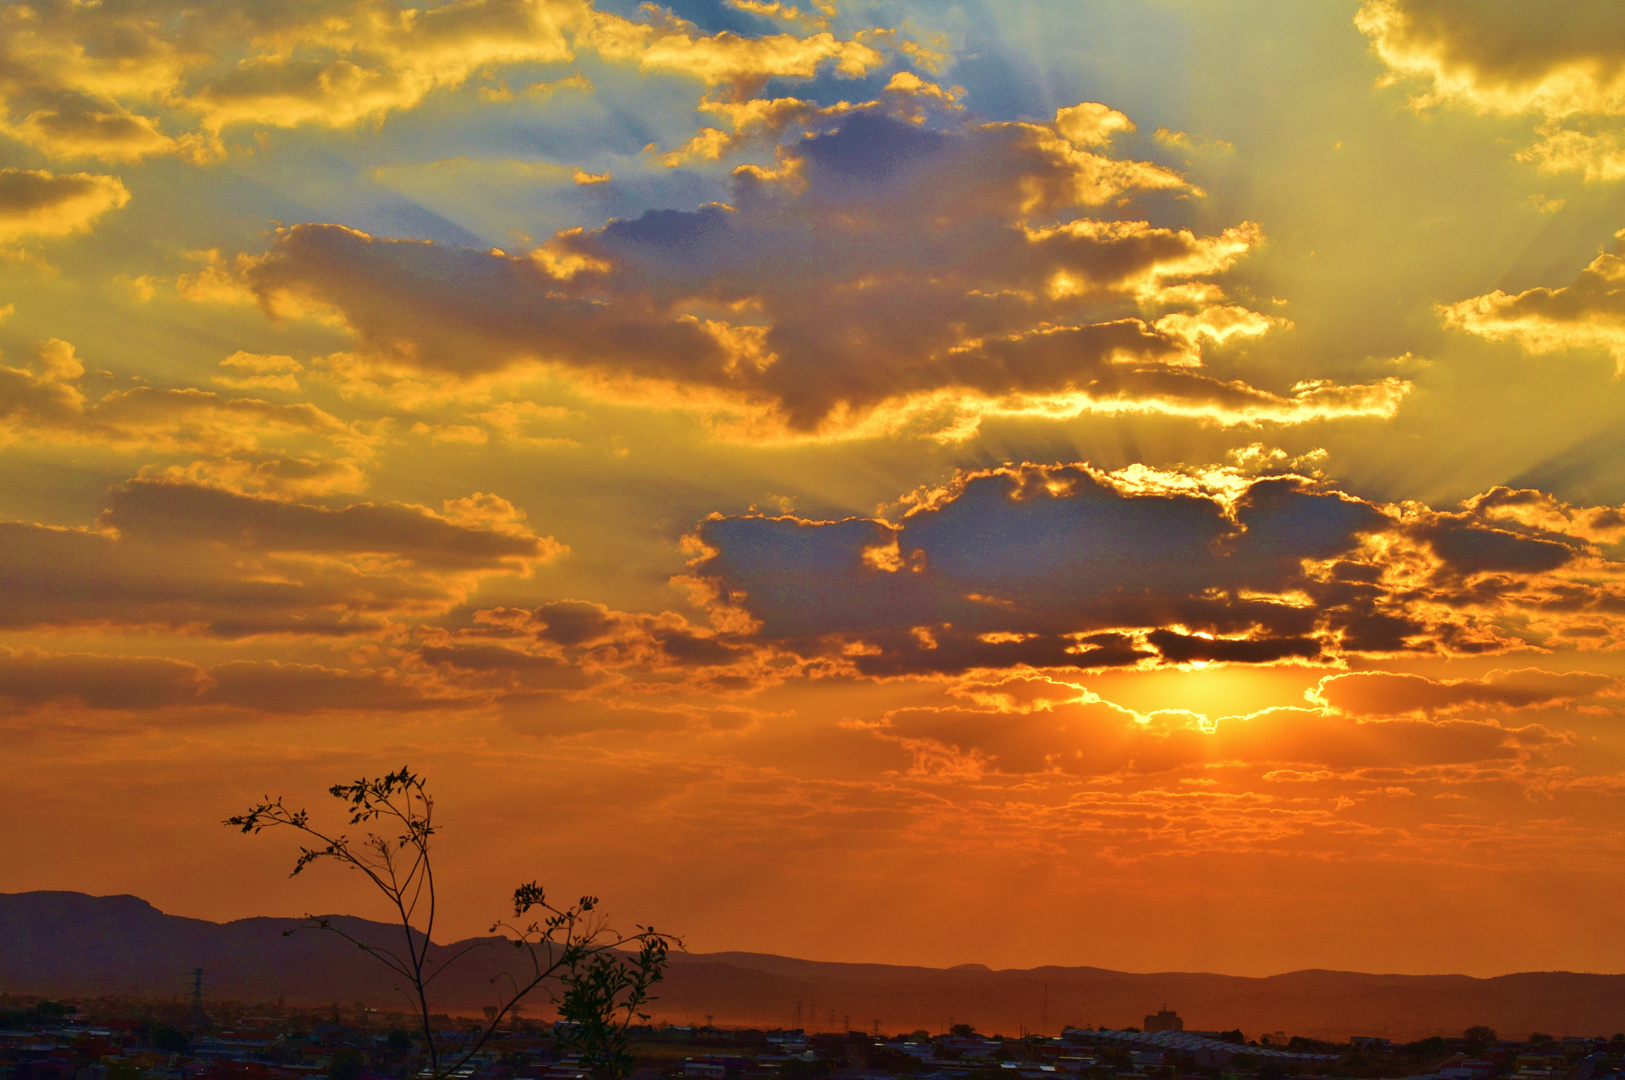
[1144,1010,1182,1035]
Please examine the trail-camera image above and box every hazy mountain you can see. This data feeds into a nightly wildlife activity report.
[3,892,1623,1042]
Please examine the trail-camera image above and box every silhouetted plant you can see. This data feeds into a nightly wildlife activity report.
[227,767,679,1080]
[1405,1037,1446,1058]
[330,1046,367,1080]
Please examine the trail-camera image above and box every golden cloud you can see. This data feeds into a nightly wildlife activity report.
[0,338,369,463]
[0,0,898,162]
[0,168,129,243]
[198,107,1403,440]
[1357,0,1625,178]
[1441,230,1625,372]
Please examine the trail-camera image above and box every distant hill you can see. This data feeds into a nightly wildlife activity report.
[3,891,1624,1042]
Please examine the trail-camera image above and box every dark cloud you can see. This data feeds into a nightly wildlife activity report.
[222,108,1405,438]
[686,463,1625,674]
[1415,517,1578,576]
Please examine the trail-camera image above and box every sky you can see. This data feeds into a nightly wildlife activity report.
[4,0,1625,983]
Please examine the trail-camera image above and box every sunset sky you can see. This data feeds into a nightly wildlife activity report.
[5,0,1625,983]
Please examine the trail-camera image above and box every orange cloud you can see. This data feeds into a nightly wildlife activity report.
[1311,668,1618,717]
[875,697,1562,779]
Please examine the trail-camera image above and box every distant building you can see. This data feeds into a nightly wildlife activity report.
[1143,1009,1182,1034]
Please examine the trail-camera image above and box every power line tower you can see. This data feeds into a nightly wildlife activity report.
[183,968,213,1032]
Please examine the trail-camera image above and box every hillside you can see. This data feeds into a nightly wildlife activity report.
[3,892,1622,1042]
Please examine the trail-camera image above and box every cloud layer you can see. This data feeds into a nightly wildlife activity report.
[683,463,1625,675]
[0,0,897,161]
[200,107,1405,440]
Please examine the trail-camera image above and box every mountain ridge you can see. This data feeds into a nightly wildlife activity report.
[3,892,1622,1041]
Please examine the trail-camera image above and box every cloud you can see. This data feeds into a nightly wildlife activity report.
[0,339,375,475]
[422,599,783,693]
[684,463,1625,675]
[0,478,563,637]
[873,690,1566,780]
[0,648,476,716]
[1357,0,1625,179]
[1441,230,1625,373]
[0,647,209,712]
[99,479,552,572]
[202,659,458,713]
[0,0,897,162]
[1311,668,1619,718]
[0,167,129,242]
[206,107,1405,440]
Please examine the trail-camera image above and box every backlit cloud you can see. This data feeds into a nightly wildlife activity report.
[202,108,1404,440]
[1357,0,1625,179]
[1442,229,1625,372]
[873,695,1567,779]
[1310,668,1619,717]
[0,0,897,162]
[686,463,1625,675]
